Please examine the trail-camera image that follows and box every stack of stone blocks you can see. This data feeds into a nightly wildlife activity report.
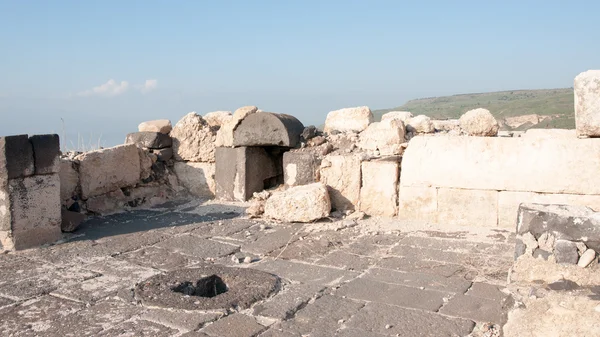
[0,134,61,250]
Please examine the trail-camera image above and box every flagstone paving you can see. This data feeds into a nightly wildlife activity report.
[0,200,516,337]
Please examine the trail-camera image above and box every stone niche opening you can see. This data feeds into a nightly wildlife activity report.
[171,274,228,298]
[216,112,304,201]
[135,265,280,311]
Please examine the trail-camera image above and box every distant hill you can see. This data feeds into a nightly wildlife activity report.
[372,88,575,130]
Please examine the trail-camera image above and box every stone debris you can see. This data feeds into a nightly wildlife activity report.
[406,115,435,134]
[138,119,172,134]
[324,106,373,133]
[577,249,596,267]
[170,112,216,162]
[204,110,233,128]
[358,119,406,155]
[381,110,413,123]
[459,108,499,136]
[264,183,331,223]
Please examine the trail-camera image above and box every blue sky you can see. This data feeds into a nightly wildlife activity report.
[1,0,599,148]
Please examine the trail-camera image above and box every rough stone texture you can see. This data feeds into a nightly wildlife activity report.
[401,135,600,195]
[498,191,600,229]
[319,155,361,211]
[152,147,173,161]
[459,108,499,136]
[381,110,412,123]
[432,119,461,132]
[125,131,172,149]
[75,144,140,199]
[359,161,398,216]
[397,186,438,223]
[233,112,304,148]
[406,115,435,133]
[358,119,405,155]
[137,146,153,181]
[134,265,279,310]
[171,112,216,162]
[523,128,577,139]
[215,146,281,201]
[61,209,86,232]
[138,119,172,134]
[59,158,79,203]
[264,183,331,222]
[578,249,596,267]
[28,134,60,175]
[516,203,600,251]
[553,239,579,264]
[6,174,61,249]
[86,189,128,214]
[173,162,216,198]
[201,314,265,337]
[204,110,233,128]
[252,283,324,320]
[215,106,258,147]
[283,152,320,186]
[437,188,498,227]
[574,70,600,137]
[439,293,509,324]
[0,135,34,180]
[324,106,373,133]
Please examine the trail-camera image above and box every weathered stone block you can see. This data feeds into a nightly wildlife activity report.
[574,70,600,137]
[554,239,579,264]
[204,110,233,128]
[401,136,600,195]
[215,106,258,147]
[406,115,435,134]
[173,162,216,198]
[437,188,498,227]
[264,183,331,222]
[86,189,128,214]
[233,112,304,148]
[359,161,398,216]
[6,174,61,249]
[324,106,373,133]
[125,132,172,149]
[319,155,361,211]
[517,203,600,251]
[215,147,281,201]
[59,158,79,204]
[381,111,413,123]
[0,135,34,181]
[28,134,60,175]
[397,186,437,223]
[171,112,216,162]
[152,147,173,162]
[459,108,499,136]
[75,144,141,199]
[283,152,320,186]
[138,119,172,134]
[358,119,405,155]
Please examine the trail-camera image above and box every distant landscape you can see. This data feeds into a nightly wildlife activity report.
[372,88,575,130]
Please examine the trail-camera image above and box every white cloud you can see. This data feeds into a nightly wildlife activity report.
[139,79,158,94]
[78,79,129,97]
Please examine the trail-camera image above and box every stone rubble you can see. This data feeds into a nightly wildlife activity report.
[459,108,499,136]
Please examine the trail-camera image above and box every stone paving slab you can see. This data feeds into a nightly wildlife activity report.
[377,256,471,278]
[466,282,508,301]
[200,313,266,337]
[363,267,472,293]
[97,319,178,336]
[267,229,357,262]
[241,225,302,255]
[345,302,475,337]
[142,308,222,332]
[315,250,376,271]
[252,283,325,320]
[252,259,359,285]
[117,246,198,271]
[439,293,509,324]
[336,277,451,312]
[155,235,240,259]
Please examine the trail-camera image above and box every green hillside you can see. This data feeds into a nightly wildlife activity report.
[373,88,575,129]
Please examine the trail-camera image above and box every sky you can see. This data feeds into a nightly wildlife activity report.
[1,0,600,148]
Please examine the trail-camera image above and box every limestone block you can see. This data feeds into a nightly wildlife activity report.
[517,203,600,251]
[138,119,172,134]
[233,112,304,147]
[498,191,600,229]
[324,106,373,133]
[59,158,79,203]
[215,106,258,147]
[0,135,34,181]
[7,174,61,249]
[400,136,600,195]
[170,112,216,162]
[29,134,60,175]
[359,161,399,216]
[358,119,405,155]
[381,111,413,123]
[215,147,280,201]
[406,115,434,133]
[459,108,499,136]
[204,111,233,128]
[574,70,600,137]
[522,129,576,140]
[75,144,141,199]
[173,162,216,198]
[264,183,331,222]
[283,152,320,186]
[397,186,437,223]
[125,132,172,149]
[319,155,361,211]
[437,188,498,227]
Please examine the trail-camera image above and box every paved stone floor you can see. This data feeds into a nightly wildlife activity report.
[0,200,516,337]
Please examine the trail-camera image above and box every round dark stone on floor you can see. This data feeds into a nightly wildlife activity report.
[134,265,280,310]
